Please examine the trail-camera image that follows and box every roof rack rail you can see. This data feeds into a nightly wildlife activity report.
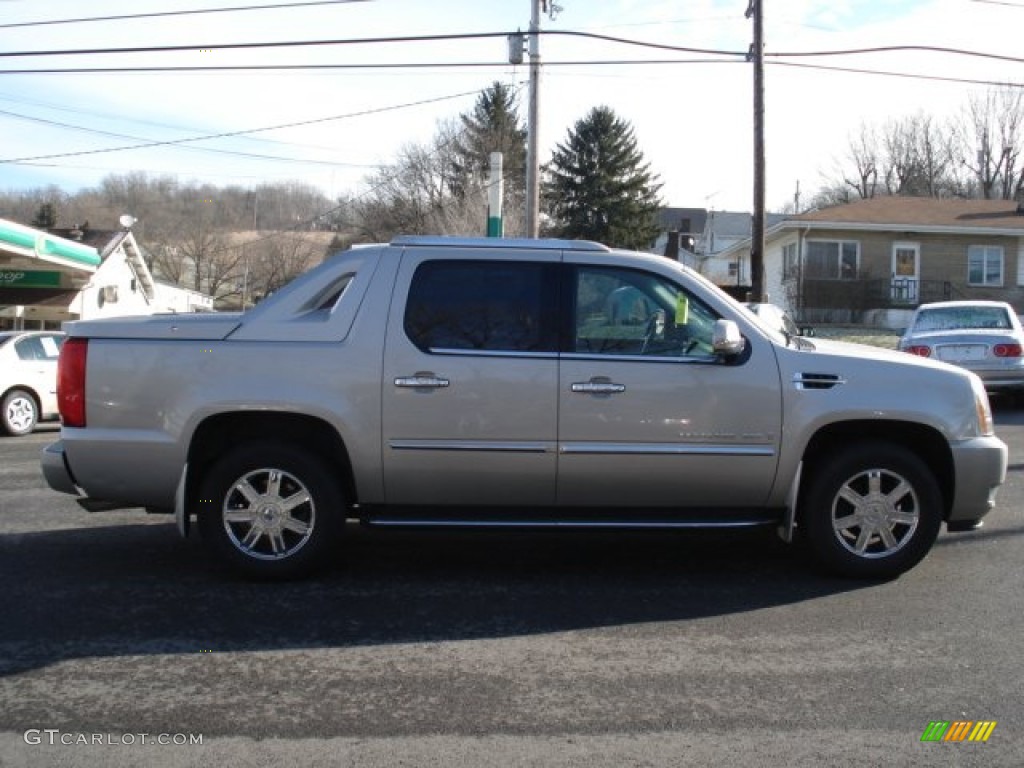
[389,235,611,252]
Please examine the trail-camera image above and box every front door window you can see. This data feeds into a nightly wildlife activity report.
[892,242,920,303]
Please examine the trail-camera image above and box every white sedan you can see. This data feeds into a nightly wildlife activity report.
[0,330,64,436]
[899,300,1024,392]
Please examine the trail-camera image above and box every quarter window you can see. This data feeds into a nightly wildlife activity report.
[14,334,63,361]
[404,260,559,353]
[968,245,1004,287]
[805,240,859,280]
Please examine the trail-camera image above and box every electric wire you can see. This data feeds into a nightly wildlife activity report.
[1,28,1022,66]
[0,88,489,164]
[0,0,372,30]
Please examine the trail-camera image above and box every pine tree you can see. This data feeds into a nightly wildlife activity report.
[543,106,663,250]
[454,82,527,202]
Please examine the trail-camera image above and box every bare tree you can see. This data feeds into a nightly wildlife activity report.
[880,113,960,198]
[954,86,1024,200]
[842,123,880,200]
[244,233,325,303]
[353,119,498,241]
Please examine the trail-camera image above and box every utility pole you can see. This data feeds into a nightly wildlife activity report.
[747,0,765,301]
[525,0,542,238]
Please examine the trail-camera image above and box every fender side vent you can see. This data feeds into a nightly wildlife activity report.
[793,372,845,390]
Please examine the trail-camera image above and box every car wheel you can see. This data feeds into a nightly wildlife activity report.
[197,441,344,579]
[1,389,38,436]
[801,442,942,579]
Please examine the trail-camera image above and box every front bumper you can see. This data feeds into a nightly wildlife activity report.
[949,434,1008,522]
[40,440,79,496]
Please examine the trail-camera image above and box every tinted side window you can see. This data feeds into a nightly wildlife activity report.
[405,261,559,353]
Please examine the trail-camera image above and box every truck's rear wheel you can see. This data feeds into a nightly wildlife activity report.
[801,442,942,579]
[197,442,343,579]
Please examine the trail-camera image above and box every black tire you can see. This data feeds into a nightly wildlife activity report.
[801,442,943,579]
[196,441,344,579]
[1,389,38,436]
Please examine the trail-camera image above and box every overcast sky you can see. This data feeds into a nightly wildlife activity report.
[1,0,1022,221]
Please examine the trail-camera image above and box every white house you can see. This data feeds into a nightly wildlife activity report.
[0,218,212,331]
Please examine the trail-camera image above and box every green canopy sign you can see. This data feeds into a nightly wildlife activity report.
[0,270,63,288]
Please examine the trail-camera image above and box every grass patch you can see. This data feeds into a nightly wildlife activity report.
[812,326,901,350]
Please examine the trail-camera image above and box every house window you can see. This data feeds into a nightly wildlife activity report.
[805,240,859,280]
[968,245,1004,287]
[782,242,798,279]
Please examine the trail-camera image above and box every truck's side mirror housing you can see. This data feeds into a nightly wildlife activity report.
[712,319,746,357]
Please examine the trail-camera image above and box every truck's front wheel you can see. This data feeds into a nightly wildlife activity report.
[801,442,943,579]
[197,442,344,579]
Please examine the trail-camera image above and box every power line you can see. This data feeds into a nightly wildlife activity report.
[769,60,1024,89]
[0,30,746,60]
[0,0,372,30]
[0,108,379,167]
[0,62,528,75]
[0,87,492,164]
[764,44,1024,65]
[2,57,1019,89]
[2,28,1024,66]
[0,90,370,154]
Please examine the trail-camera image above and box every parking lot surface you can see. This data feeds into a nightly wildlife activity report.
[2,415,1023,767]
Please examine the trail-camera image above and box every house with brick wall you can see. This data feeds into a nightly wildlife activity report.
[718,197,1024,327]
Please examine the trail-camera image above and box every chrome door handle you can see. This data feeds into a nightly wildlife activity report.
[571,381,626,395]
[395,375,450,389]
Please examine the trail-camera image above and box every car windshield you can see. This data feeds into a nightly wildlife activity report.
[914,306,1012,332]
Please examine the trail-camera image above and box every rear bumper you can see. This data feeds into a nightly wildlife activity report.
[949,435,1008,522]
[40,440,79,496]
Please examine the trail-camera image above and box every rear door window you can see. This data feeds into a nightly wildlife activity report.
[405,260,560,354]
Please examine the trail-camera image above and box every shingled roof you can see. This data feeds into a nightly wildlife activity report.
[793,196,1024,231]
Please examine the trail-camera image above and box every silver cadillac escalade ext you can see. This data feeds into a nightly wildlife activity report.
[42,236,1008,579]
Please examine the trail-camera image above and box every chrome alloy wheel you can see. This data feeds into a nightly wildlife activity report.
[831,467,920,559]
[222,468,315,561]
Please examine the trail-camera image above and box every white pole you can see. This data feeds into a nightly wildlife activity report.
[525,0,541,238]
[487,152,504,237]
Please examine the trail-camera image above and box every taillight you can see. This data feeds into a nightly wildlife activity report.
[904,345,931,357]
[993,343,1022,358]
[57,338,88,428]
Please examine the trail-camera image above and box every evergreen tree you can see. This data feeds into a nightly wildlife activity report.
[31,202,57,229]
[454,82,527,202]
[543,106,662,250]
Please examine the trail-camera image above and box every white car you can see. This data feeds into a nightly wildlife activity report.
[899,301,1024,393]
[0,330,65,436]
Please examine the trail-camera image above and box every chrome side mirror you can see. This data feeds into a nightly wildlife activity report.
[712,319,746,357]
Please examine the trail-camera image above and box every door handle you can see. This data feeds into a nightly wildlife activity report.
[395,374,450,389]
[571,380,626,395]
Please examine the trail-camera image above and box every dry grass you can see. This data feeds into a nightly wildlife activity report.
[812,326,901,350]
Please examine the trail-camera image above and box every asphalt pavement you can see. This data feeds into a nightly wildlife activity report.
[1,414,1023,767]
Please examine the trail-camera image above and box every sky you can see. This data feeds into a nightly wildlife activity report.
[1,0,1023,223]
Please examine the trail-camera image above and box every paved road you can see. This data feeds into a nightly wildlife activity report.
[1,412,1023,767]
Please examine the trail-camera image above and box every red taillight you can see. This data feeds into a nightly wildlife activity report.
[57,337,88,428]
[993,343,1023,358]
[905,345,931,357]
